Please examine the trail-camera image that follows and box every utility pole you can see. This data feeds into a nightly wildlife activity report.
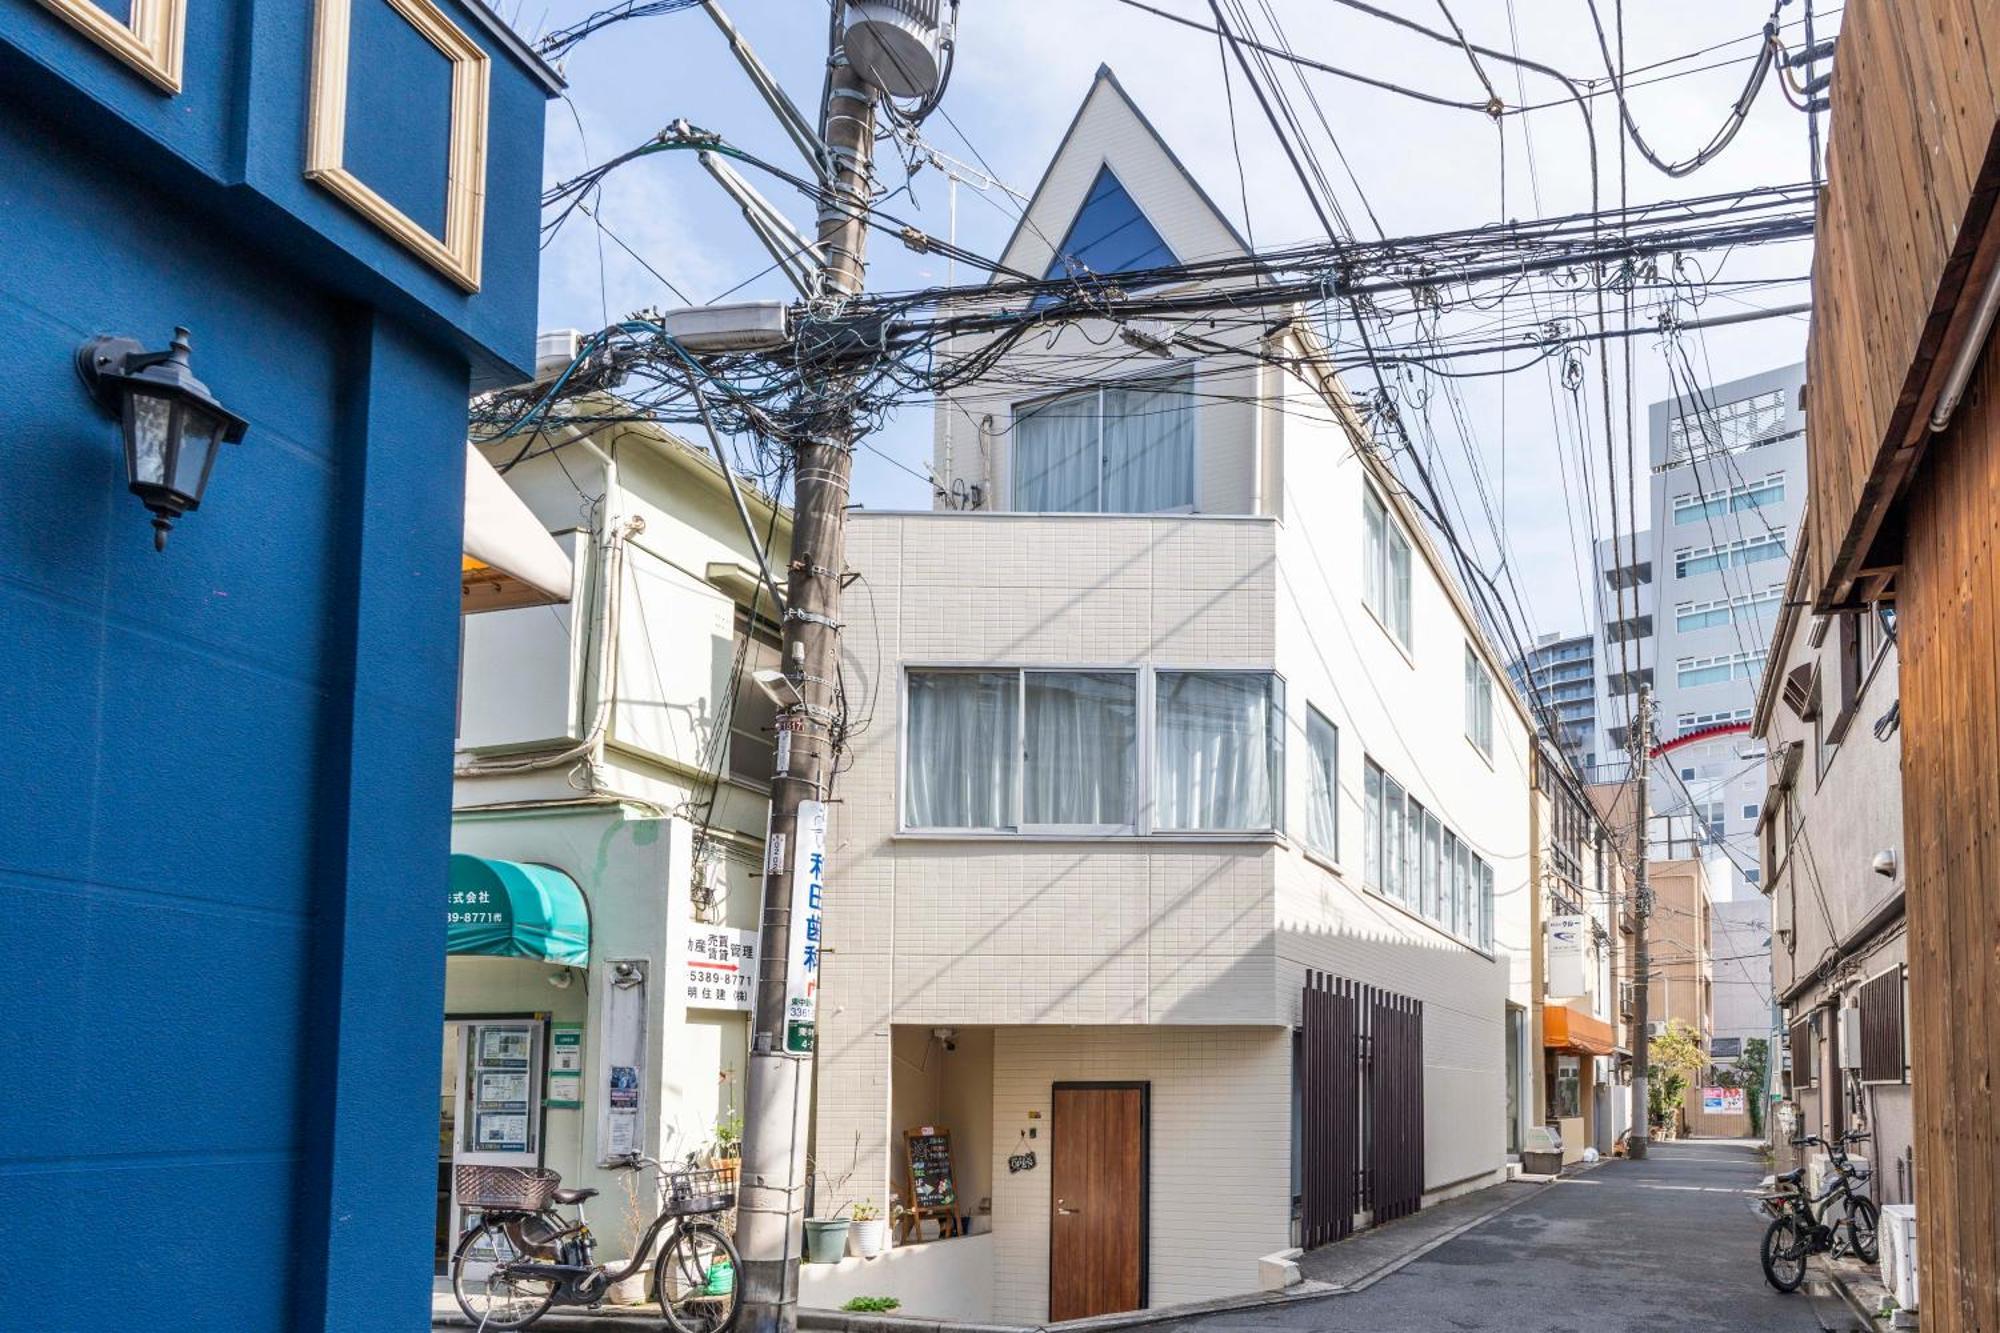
[1627,684,1653,1161]
[735,40,880,1333]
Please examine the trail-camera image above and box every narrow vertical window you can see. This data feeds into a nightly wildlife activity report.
[1363,486,1413,649]
[1464,644,1494,757]
[1364,762,1382,886]
[1382,773,1406,902]
[1306,708,1339,858]
[1479,858,1495,950]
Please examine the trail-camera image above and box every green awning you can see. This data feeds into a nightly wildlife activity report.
[447,854,589,966]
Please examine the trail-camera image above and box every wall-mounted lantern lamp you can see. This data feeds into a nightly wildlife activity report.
[76,327,247,551]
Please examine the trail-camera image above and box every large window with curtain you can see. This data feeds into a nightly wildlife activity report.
[903,666,1278,834]
[1012,370,1196,514]
[1154,671,1283,831]
[1362,755,1492,951]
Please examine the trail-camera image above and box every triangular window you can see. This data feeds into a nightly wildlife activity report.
[1032,166,1176,307]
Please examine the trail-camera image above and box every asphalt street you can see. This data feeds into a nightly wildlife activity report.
[1160,1140,1859,1333]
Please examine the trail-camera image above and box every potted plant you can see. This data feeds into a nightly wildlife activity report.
[847,1199,887,1259]
[804,1135,860,1264]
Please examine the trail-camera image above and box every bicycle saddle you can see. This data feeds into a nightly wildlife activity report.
[552,1186,599,1205]
[1778,1168,1804,1185]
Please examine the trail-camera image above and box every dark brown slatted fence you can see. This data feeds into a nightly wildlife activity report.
[1300,972,1423,1247]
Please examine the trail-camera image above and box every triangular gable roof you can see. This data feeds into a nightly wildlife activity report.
[995,64,1250,286]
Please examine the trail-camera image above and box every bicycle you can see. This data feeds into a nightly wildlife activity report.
[450,1155,742,1332]
[1758,1129,1880,1292]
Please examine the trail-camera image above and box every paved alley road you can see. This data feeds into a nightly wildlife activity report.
[1165,1141,1853,1333]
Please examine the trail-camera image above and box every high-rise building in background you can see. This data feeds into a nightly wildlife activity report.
[1591,363,1806,896]
[1509,631,1598,774]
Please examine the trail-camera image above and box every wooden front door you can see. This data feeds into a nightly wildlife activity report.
[1049,1083,1147,1321]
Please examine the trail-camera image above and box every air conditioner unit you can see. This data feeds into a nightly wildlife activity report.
[1839,1006,1864,1069]
[1880,1202,1919,1311]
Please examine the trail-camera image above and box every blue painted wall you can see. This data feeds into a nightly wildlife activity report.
[0,1,556,1326]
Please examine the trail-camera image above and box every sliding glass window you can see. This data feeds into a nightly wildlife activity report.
[905,671,1018,829]
[1013,371,1196,513]
[1155,671,1283,831]
[904,667,1276,835]
[1023,671,1138,831]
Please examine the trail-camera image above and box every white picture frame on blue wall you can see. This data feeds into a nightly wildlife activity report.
[38,0,187,94]
[305,0,491,292]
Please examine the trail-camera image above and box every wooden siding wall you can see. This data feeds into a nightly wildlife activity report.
[1804,0,2000,606]
[1897,331,2000,1333]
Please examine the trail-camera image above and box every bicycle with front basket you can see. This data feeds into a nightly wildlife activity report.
[1758,1128,1880,1292]
[450,1154,741,1332]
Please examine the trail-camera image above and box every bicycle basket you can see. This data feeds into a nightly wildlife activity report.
[456,1164,563,1212]
[659,1166,736,1216]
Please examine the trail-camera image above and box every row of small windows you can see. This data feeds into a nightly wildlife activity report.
[1676,652,1762,689]
[1675,530,1787,578]
[1671,474,1785,525]
[1674,586,1783,632]
[1676,706,1753,733]
[1363,760,1496,952]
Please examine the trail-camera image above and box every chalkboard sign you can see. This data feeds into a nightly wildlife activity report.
[903,1126,957,1211]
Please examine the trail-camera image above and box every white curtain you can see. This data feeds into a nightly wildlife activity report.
[1306,712,1338,855]
[905,672,1016,828]
[1015,394,1098,513]
[1103,375,1194,512]
[1154,672,1275,830]
[1024,672,1136,826]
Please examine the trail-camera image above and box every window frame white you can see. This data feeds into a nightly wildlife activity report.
[1008,363,1201,515]
[1670,472,1786,526]
[1304,705,1340,861]
[1673,529,1789,578]
[1363,484,1414,651]
[1361,755,1493,955]
[898,663,1285,838]
[1464,642,1495,759]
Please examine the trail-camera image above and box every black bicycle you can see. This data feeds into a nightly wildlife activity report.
[450,1155,741,1332]
[1758,1129,1880,1292]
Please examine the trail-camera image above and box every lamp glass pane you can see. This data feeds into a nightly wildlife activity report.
[125,391,174,487]
[172,403,226,503]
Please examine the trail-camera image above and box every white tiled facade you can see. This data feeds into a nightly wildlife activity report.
[809,66,1533,1320]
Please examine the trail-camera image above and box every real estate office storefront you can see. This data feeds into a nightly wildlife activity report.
[437,810,751,1267]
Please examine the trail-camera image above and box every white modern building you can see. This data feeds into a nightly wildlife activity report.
[804,67,1534,1324]
[440,363,790,1274]
[1591,364,1805,894]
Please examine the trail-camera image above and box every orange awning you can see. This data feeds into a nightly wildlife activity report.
[1544,1002,1617,1056]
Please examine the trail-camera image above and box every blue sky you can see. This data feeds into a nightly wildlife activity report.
[522,0,1828,639]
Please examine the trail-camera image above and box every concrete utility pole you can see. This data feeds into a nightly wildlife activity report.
[735,46,880,1333]
[1628,684,1653,1161]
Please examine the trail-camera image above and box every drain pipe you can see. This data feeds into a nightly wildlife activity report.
[1929,253,2000,432]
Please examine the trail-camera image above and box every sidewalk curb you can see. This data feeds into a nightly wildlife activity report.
[436,1171,1589,1332]
[805,1172,1580,1333]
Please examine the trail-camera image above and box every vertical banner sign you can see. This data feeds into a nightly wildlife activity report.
[785,800,828,1054]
